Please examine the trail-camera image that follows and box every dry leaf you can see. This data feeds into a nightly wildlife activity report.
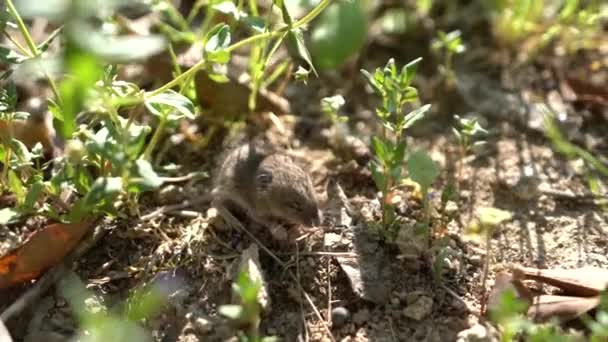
[0,220,95,289]
[528,295,600,323]
[513,265,608,297]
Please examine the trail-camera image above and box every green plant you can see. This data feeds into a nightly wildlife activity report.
[490,289,608,341]
[0,0,334,224]
[486,0,607,55]
[59,271,172,342]
[321,94,347,125]
[361,57,432,229]
[452,114,488,187]
[465,207,513,314]
[219,271,277,342]
[542,106,608,206]
[431,30,466,82]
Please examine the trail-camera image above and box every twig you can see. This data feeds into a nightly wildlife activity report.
[159,172,207,183]
[1,220,106,322]
[140,195,212,221]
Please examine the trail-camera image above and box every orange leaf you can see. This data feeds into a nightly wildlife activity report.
[0,220,95,289]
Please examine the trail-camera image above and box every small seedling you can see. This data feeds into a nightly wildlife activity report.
[321,95,347,125]
[452,114,488,187]
[361,57,431,230]
[431,30,466,82]
[219,271,277,342]
[59,271,174,342]
[465,206,513,314]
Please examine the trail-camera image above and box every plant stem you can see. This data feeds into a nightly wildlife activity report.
[145,0,332,98]
[143,118,167,161]
[6,0,39,54]
[6,0,62,104]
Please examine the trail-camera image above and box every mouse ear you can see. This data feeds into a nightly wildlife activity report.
[256,170,273,191]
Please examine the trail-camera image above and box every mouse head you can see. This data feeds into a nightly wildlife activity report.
[255,155,322,226]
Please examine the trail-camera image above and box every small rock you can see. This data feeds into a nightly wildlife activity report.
[469,254,483,266]
[395,219,426,258]
[193,317,212,334]
[456,322,499,342]
[390,297,400,306]
[403,296,433,321]
[352,308,369,325]
[331,307,350,328]
[445,201,459,216]
[324,233,342,248]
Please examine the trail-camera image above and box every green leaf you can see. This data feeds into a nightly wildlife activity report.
[286,28,317,76]
[441,181,457,205]
[58,46,101,139]
[23,176,44,209]
[403,104,431,130]
[401,57,422,86]
[0,46,27,64]
[309,0,367,71]
[361,69,382,95]
[244,16,266,33]
[10,138,33,166]
[205,23,231,53]
[407,149,439,193]
[8,170,25,204]
[371,136,389,164]
[294,65,310,83]
[276,0,294,25]
[212,1,244,20]
[219,305,244,320]
[37,25,63,53]
[370,161,386,191]
[0,207,20,224]
[82,177,122,209]
[144,90,195,121]
[393,140,407,165]
[129,159,163,192]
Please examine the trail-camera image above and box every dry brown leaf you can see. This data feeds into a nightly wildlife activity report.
[513,265,608,297]
[527,295,600,323]
[0,220,95,289]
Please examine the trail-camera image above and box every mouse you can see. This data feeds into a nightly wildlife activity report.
[212,142,323,228]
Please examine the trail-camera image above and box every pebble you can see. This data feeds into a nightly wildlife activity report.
[331,306,350,327]
[403,296,433,321]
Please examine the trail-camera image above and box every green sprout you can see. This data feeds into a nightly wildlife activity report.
[361,57,431,230]
[431,30,466,82]
[321,95,347,125]
[219,271,277,342]
[452,114,488,187]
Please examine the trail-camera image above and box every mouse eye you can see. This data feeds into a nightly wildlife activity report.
[287,201,302,211]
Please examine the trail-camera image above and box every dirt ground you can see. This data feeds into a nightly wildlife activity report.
[2,4,608,342]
